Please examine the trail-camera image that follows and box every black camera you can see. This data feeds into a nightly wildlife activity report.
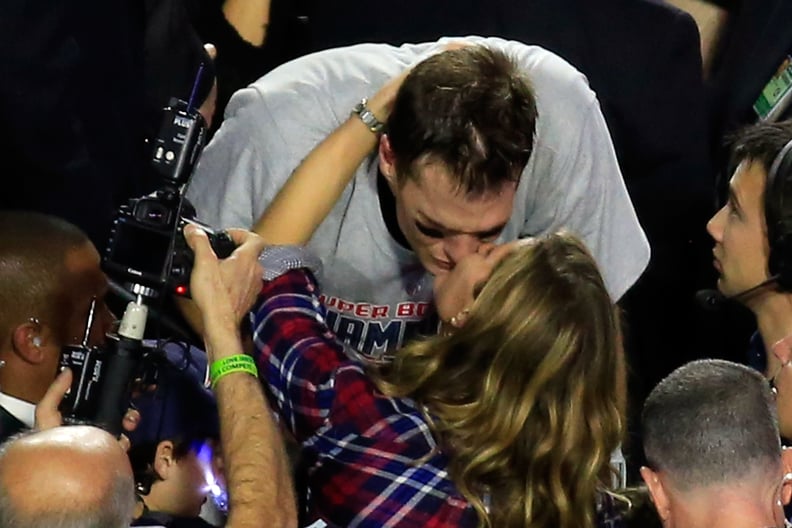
[59,298,155,435]
[59,336,155,434]
[104,198,235,298]
[103,97,234,298]
[59,342,106,422]
[62,92,231,432]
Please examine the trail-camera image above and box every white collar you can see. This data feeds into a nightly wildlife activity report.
[0,392,35,428]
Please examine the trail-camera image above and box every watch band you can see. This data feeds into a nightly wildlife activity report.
[352,98,385,134]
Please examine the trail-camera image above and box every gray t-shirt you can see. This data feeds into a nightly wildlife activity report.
[188,37,650,360]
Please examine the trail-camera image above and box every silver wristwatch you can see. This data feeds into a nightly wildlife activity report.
[352,98,385,134]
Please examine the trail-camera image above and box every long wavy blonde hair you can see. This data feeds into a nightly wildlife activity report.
[374,232,626,528]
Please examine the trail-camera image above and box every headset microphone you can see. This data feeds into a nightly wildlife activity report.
[697,132,792,310]
[696,275,781,310]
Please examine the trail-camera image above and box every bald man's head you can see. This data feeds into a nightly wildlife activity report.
[0,426,135,528]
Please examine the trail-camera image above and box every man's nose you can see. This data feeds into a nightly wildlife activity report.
[443,236,481,265]
[707,207,726,242]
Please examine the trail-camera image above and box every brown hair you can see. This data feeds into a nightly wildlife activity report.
[374,231,626,527]
[386,46,537,197]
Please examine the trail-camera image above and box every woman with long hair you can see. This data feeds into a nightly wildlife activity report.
[252,231,626,527]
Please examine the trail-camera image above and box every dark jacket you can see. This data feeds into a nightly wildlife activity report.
[708,0,792,173]
[0,405,27,443]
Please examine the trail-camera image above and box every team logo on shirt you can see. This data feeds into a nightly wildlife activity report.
[320,295,433,359]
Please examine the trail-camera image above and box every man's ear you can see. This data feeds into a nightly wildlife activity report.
[774,337,792,366]
[641,466,672,522]
[153,440,176,480]
[11,321,51,364]
[781,447,792,505]
[378,134,398,187]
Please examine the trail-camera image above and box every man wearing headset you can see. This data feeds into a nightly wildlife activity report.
[707,120,792,440]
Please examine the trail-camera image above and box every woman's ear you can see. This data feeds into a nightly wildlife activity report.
[153,440,176,480]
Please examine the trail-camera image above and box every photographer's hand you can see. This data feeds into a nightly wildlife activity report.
[184,224,266,334]
[177,225,266,337]
[184,224,297,528]
[219,228,268,322]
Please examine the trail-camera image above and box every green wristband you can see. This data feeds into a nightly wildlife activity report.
[210,354,258,389]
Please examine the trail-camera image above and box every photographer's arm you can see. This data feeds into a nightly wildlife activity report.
[185,225,297,528]
[252,72,405,245]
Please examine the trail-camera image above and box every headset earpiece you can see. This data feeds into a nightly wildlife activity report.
[765,139,792,290]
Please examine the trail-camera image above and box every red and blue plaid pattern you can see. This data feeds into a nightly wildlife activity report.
[252,270,478,527]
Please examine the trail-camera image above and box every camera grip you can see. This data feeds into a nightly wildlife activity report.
[210,230,235,258]
[93,336,141,436]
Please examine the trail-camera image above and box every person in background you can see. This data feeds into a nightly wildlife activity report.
[706,121,792,439]
[0,212,115,442]
[128,345,223,527]
[641,359,792,528]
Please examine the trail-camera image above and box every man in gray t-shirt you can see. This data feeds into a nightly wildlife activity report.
[187,37,650,361]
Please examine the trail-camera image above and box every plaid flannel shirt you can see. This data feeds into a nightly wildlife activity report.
[252,269,478,527]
